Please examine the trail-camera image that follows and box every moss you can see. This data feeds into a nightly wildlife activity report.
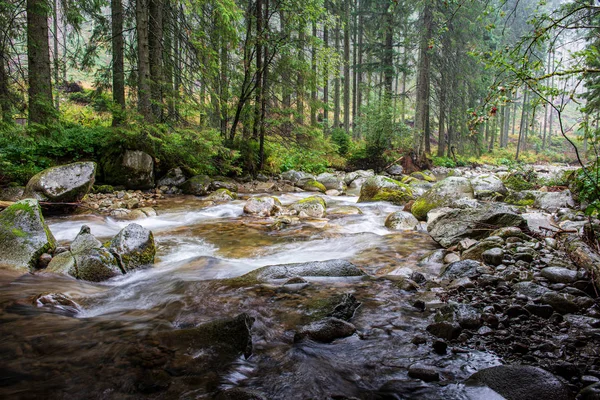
[372,188,413,205]
[410,171,437,182]
[91,185,115,194]
[303,180,326,193]
[358,176,414,205]
[298,195,326,207]
[503,174,536,191]
[411,197,442,220]
[504,191,536,207]
[401,175,418,184]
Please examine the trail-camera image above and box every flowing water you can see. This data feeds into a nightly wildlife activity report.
[0,192,501,399]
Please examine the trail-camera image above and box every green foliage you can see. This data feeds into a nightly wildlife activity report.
[572,167,600,215]
[432,156,456,168]
[330,128,351,156]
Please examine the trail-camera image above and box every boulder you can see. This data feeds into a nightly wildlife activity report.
[281,170,314,183]
[440,260,481,280]
[466,365,572,400]
[243,196,282,217]
[109,223,156,272]
[428,204,525,248]
[24,162,96,203]
[540,267,578,284]
[0,186,24,201]
[156,167,186,187]
[385,211,419,230]
[461,238,504,262]
[357,176,414,205]
[242,259,365,282]
[410,170,436,182]
[210,177,239,193]
[470,174,508,199]
[206,188,236,202]
[290,196,326,218]
[316,173,347,192]
[0,199,56,271]
[104,150,154,189]
[535,190,575,212]
[298,179,326,193]
[47,225,121,281]
[181,174,212,196]
[344,170,374,185]
[295,317,356,343]
[408,364,440,382]
[482,248,504,266]
[411,177,474,220]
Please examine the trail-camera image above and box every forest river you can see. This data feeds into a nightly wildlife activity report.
[1,191,515,399]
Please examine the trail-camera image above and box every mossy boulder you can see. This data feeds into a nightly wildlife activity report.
[109,223,156,273]
[0,199,56,272]
[290,196,327,218]
[502,172,537,191]
[504,191,537,207]
[316,173,347,192]
[385,211,419,231]
[243,196,282,217]
[156,167,186,187]
[470,174,508,199]
[24,162,96,203]
[411,177,474,220]
[91,185,114,194]
[181,174,212,196]
[358,176,414,205]
[410,170,437,183]
[210,177,239,193]
[428,204,525,248]
[103,150,155,189]
[47,225,122,281]
[206,188,237,202]
[299,179,327,193]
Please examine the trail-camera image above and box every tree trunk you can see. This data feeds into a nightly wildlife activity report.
[383,3,394,101]
[52,0,59,110]
[0,34,11,122]
[112,0,125,126]
[311,21,317,126]
[352,0,358,136]
[323,14,329,132]
[296,22,305,125]
[333,18,340,128]
[220,34,229,136]
[137,0,152,120]
[343,0,350,133]
[414,2,433,158]
[27,0,55,126]
[516,89,528,160]
[253,0,263,139]
[259,0,269,170]
[149,0,164,121]
[437,76,446,157]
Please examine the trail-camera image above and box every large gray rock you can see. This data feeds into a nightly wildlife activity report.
[440,260,481,280]
[109,223,156,272]
[344,170,374,185]
[104,150,154,189]
[428,204,525,248]
[535,190,575,212]
[157,167,186,187]
[181,174,212,196]
[290,196,327,218]
[316,173,347,192]
[466,365,572,400]
[295,317,356,343]
[357,176,414,205]
[470,174,508,199]
[47,225,122,281]
[0,199,56,271]
[24,162,96,202]
[281,170,314,183]
[243,196,282,217]
[411,177,474,220]
[385,211,419,230]
[243,260,365,281]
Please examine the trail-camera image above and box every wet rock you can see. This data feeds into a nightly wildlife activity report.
[535,190,575,213]
[513,281,550,298]
[411,177,474,220]
[281,170,314,183]
[244,260,365,281]
[482,248,504,266]
[428,204,525,248]
[345,169,374,185]
[37,253,52,269]
[357,176,414,205]
[32,292,80,316]
[466,365,572,400]
[290,196,327,218]
[24,161,96,203]
[412,334,427,345]
[295,317,356,343]
[109,223,156,272]
[462,241,502,262]
[214,388,268,400]
[103,150,154,189]
[471,174,508,200]
[156,313,254,359]
[440,260,481,280]
[181,175,212,196]
[408,364,440,382]
[455,304,483,329]
[0,199,56,272]
[156,167,186,187]
[386,165,403,175]
[444,252,460,264]
[432,339,448,354]
[578,382,600,400]
[210,177,239,193]
[298,179,326,193]
[525,303,554,318]
[243,196,282,217]
[491,226,531,241]
[75,247,122,282]
[384,211,419,230]
[316,173,346,192]
[329,293,361,321]
[426,321,462,340]
[541,267,578,284]
[540,292,580,315]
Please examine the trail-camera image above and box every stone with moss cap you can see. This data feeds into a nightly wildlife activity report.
[410,170,437,183]
[206,188,237,202]
[181,174,212,196]
[411,177,474,221]
[299,179,327,193]
[290,196,327,218]
[109,223,156,273]
[24,161,96,203]
[0,199,56,272]
[358,176,414,205]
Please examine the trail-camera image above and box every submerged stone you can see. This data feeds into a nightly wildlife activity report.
[295,317,356,343]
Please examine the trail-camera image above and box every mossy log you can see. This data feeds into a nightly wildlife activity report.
[564,233,600,289]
